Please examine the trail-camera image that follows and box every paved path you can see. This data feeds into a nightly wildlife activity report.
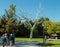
[0,46,15,47]
[0,42,44,47]
[0,45,44,47]
[15,45,44,47]
[15,41,39,45]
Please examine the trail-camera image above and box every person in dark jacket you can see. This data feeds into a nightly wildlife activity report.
[12,33,15,45]
[0,34,2,45]
[1,34,7,47]
[10,34,13,46]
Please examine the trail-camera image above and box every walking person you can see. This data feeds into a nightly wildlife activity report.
[9,34,13,46]
[12,33,15,45]
[1,34,7,47]
[5,33,10,45]
[5,33,9,44]
[0,32,2,45]
[0,35,1,44]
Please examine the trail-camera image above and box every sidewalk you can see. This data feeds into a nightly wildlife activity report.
[0,46,16,47]
[0,42,44,47]
[0,45,44,47]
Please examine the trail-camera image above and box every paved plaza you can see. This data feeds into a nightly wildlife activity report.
[0,42,44,47]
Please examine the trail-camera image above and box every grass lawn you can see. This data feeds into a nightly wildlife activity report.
[15,38,60,47]
[15,38,43,42]
[46,39,60,47]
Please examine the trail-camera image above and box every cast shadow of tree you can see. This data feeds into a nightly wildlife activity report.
[37,43,60,46]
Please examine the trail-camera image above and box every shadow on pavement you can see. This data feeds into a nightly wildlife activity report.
[14,42,44,47]
[0,42,44,47]
[37,43,60,46]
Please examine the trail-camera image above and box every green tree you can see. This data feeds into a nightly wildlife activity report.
[0,4,17,33]
[24,17,33,39]
[55,22,60,33]
[43,21,54,34]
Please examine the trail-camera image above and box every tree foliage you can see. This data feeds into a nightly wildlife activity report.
[0,4,60,37]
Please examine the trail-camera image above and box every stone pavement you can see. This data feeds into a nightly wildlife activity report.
[0,45,44,47]
[0,42,44,47]
[0,46,15,47]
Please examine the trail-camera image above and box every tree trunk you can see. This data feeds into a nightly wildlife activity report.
[29,23,36,40]
[29,29,33,39]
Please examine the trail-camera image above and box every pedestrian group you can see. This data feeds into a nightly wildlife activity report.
[0,33,15,47]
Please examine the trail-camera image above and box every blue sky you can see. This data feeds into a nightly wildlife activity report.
[0,0,60,22]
